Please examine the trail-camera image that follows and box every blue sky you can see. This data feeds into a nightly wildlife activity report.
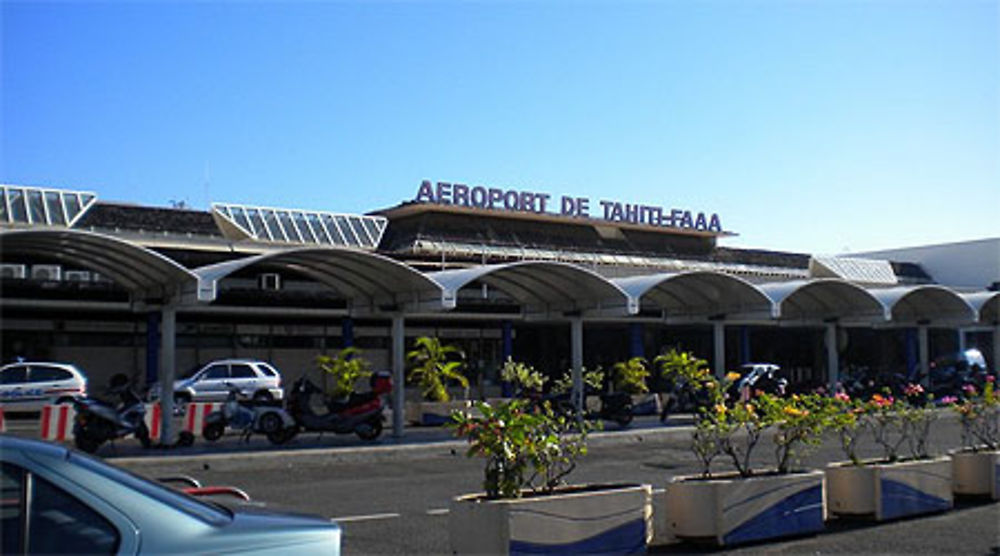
[2,1,997,255]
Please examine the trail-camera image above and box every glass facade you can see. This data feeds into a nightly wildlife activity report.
[0,185,96,227]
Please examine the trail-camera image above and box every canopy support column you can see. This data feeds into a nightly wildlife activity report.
[712,321,726,379]
[391,314,406,439]
[956,328,966,353]
[825,323,840,392]
[918,324,930,387]
[570,317,584,417]
[158,303,177,445]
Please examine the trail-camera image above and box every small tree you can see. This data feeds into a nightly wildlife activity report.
[316,347,372,399]
[611,357,650,395]
[406,336,468,402]
[499,357,548,396]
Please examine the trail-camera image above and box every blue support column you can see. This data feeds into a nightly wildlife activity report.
[501,320,513,397]
[342,317,354,348]
[146,312,160,386]
[629,323,645,359]
[740,326,751,364]
[905,328,918,381]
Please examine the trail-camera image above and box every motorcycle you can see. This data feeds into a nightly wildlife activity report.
[525,388,634,428]
[286,372,391,441]
[72,374,151,454]
[202,385,298,445]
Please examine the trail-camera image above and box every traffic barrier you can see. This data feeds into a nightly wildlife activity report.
[184,403,222,435]
[144,403,162,442]
[40,404,76,442]
[0,407,5,433]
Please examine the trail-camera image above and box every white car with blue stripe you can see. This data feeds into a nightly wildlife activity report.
[0,362,87,412]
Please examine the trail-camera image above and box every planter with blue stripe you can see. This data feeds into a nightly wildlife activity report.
[951,449,1000,500]
[449,483,652,555]
[664,470,826,546]
[826,457,953,521]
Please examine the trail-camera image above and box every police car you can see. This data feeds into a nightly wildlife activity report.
[0,362,88,412]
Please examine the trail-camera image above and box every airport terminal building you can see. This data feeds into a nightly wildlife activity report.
[1,181,998,419]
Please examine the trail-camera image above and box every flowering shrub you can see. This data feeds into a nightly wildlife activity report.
[947,376,999,451]
[451,398,595,499]
[864,384,938,463]
[899,383,937,459]
[828,391,868,465]
[758,392,833,474]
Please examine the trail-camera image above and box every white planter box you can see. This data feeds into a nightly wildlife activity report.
[826,457,953,521]
[950,449,1000,499]
[449,484,652,555]
[664,470,825,546]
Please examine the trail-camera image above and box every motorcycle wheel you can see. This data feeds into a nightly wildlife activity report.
[203,422,225,442]
[267,427,297,445]
[356,418,383,441]
[258,412,282,434]
[135,422,152,449]
[74,433,102,454]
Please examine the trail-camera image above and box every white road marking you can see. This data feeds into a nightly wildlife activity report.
[331,512,400,523]
[426,508,449,516]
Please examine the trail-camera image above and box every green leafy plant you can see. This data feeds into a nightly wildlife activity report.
[499,357,548,395]
[316,347,372,399]
[551,366,604,395]
[450,399,594,499]
[758,392,833,474]
[611,357,650,395]
[406,336,468,402]
[946,376,999,452]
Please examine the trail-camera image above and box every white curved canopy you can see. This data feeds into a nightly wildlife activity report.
[870,286,977,325]
[193,246,450,313]
[0,229,198,302]
[613,271,773,322]
[961,291,1000,325]
[429,261,637,318]
[760,279,889,323]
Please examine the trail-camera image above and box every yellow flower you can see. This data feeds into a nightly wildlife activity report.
[783,406,804,418]
[726,372,741,382]
[714,404,727,415]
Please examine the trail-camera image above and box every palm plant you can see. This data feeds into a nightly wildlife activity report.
[406,336,468,402]
[316,347,372,399]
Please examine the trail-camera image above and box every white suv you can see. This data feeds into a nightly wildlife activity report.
[0,362,88,412]
[167,359,284,405]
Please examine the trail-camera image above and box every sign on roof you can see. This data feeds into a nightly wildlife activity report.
[413,180,725,234]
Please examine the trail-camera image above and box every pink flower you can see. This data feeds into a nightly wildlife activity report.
[987,375,996,383]
[903,383,924,396]
[834,392,851,402]
[963,384,977,395]
[940,396,958,404]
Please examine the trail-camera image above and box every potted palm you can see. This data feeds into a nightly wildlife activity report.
[316,347,372,400]
[659,351,828,546]
[825,385,952,521]
[448,391,652,555]
[404,336,469,425]
[945,376,999,499]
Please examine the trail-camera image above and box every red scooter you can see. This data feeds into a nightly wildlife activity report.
[286,372,391,441]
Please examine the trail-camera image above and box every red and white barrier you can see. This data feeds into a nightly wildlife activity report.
[40,404,76,442]
[184,403,222,435]
[0,407,6,433]
[144,403,162,442]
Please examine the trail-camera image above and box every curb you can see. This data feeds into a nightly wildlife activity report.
[111,422,697,470]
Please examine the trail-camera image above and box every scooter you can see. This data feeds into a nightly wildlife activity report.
[202,384,298,445]
[286,372,391,441]
[72,374,150,454]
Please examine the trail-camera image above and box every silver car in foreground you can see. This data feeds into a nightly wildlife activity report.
[0,435,340,554]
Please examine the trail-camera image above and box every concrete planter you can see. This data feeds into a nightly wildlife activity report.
[664,470,825,546]
[826,457,953,521]
[950,449,1000,499]
[404,399,472,426]
[449,483,652,555]
[631,394,661,416]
